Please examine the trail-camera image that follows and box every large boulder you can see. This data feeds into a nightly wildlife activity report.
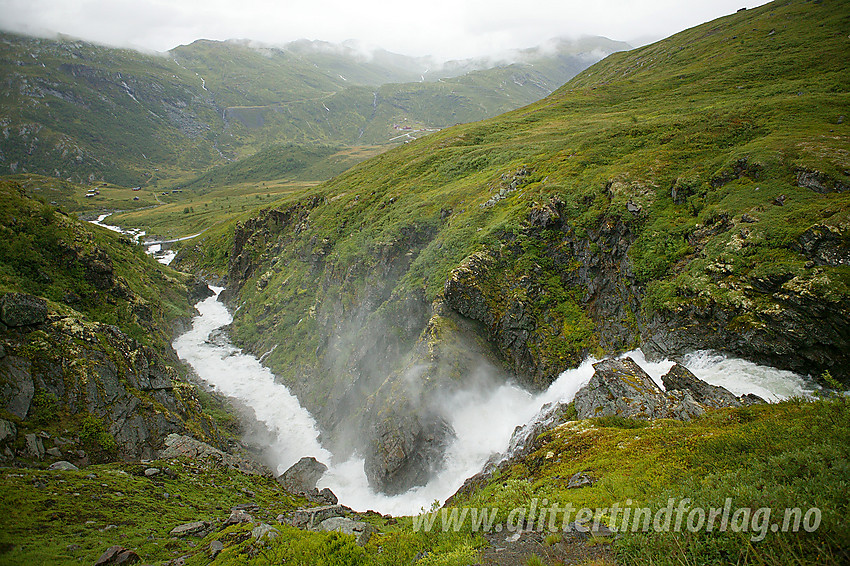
[574,357,764,422]
[365,410,454,495]
[276,456,328,494]
[0,293,47,327]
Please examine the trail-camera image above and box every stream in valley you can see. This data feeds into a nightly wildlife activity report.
[173,288,817,516]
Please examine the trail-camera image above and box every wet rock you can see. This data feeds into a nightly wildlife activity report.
[187,276,214,304]
[169,521,210,537]
[319,517,376,546]
[740,393,767,405]
[365,410,454,495]
[317,487,338,505]
[574,357,704,421]
[0,293,47,327]
[505,402,574,462]
[660,364,741,409]
[277,456,327,494]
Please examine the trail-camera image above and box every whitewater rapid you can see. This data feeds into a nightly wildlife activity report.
[89,213,178,265]
[173,288,816,516]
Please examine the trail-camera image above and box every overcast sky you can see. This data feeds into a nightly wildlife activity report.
[0,0,771,60]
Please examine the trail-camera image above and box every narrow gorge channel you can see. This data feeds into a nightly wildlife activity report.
[174,289,817,516]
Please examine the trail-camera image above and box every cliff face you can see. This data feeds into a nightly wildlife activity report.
[0,297,222,463]
[0,180,227,468]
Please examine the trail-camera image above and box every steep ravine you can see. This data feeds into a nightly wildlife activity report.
[207,187,847,496]
[174,287,814,515]
[181,0,850,496]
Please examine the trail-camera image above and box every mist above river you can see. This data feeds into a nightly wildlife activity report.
[174,289,816,516]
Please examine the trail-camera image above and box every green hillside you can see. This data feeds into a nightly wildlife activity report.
[0,178,198,351]
[0,1,848,565]
[0,32,621,187]
[176,0,849,500]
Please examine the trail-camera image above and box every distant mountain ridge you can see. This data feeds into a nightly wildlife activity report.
[0,32,628,186]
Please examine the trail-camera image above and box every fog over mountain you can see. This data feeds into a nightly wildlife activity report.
[0,0,771,60]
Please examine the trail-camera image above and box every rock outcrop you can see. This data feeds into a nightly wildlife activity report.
[160,434,269,475]
[365,409,454,495]
[574,358,705,420]
[660,364,744,408]
[574,357,763,421]
[0,293,48,328]
[0,310,225,462]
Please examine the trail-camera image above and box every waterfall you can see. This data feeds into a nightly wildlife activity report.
[173,289,817,516]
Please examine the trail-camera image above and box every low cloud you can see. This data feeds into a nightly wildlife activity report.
[0,0,770,60]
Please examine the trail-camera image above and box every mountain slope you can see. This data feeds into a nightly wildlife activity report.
[0,177,234,467]
[0,33,623,186]
[180,0,850,495]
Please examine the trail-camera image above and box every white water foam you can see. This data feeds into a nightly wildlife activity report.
[173,288,331,468]
[88,213,178,265]
[174,289,816,516]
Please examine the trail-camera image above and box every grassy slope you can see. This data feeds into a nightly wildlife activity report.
[0,178,195,351]
[196,0,848,393]
[0,33,224,186]
[453,397,850,565]
[1,399,845,565]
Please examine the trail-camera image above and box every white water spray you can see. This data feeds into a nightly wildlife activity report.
[173,289,816,516]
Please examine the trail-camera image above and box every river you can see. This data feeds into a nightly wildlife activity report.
[173,288,816,516]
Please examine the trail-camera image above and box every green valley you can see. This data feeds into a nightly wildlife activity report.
[1,0,849,565]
